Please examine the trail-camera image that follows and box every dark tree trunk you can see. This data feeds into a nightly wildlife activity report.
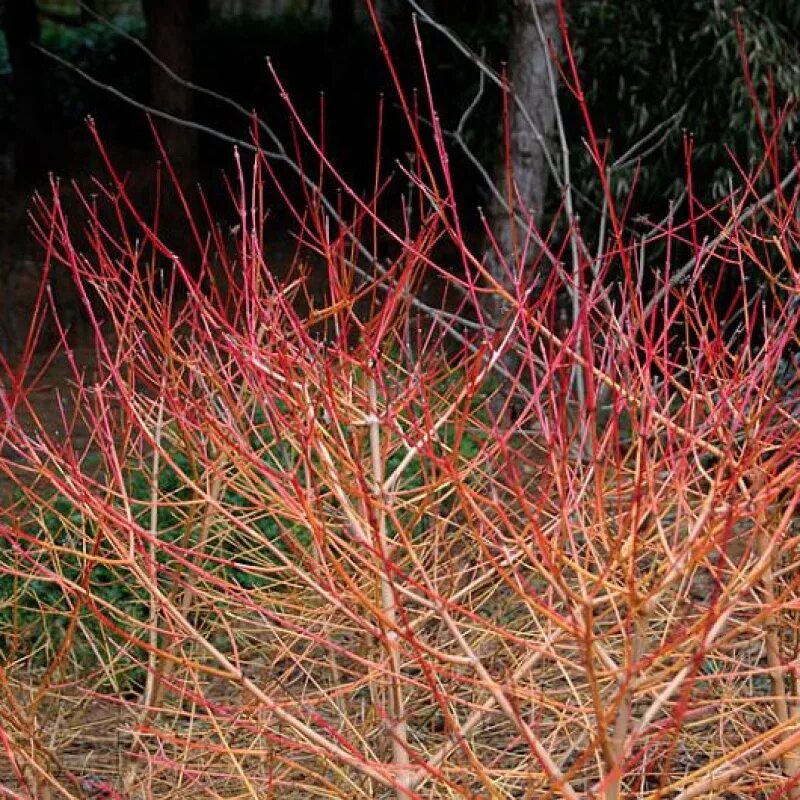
[330,0,356,39]
[141,0,204,174]
[487,0,562,309]
[1,0,42,185]
[432,0,492,26]
[80,1,98,24]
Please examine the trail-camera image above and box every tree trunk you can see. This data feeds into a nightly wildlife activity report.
[1,0,42,185]
[330,0,356,39]
[487,0,562,313]
[80,1,98,24]
[483,0,562,425]
[141,0,202,174]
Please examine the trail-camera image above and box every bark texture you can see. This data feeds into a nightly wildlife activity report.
[488,0,562,310]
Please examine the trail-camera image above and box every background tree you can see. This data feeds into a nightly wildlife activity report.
[410,0,798,224]
[330,0,356,38]
[487,0,562,304]
[0,0,43,184]
[141,0,209,173]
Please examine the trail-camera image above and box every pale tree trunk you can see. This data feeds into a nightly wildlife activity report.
[487,0,562,317]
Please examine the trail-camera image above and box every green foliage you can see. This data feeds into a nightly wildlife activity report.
[568,0,800,209]
[49,20,149,140]
[0,15,150,158]
[0,492,147,690]
[0,433,287,676]
[411,1,798,224]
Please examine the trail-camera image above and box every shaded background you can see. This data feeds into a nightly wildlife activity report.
[0,0,797,350]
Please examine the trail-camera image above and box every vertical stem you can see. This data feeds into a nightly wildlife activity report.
[528,0,587,448]
[606,610,648,800]
[152,468,223,711]
[756,526,800,797]
[125,394,166,795]
[368,374,411,798]
[742,462,800,797]
[142,396,166,714]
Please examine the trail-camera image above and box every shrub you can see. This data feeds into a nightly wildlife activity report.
[1,8,799,800]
